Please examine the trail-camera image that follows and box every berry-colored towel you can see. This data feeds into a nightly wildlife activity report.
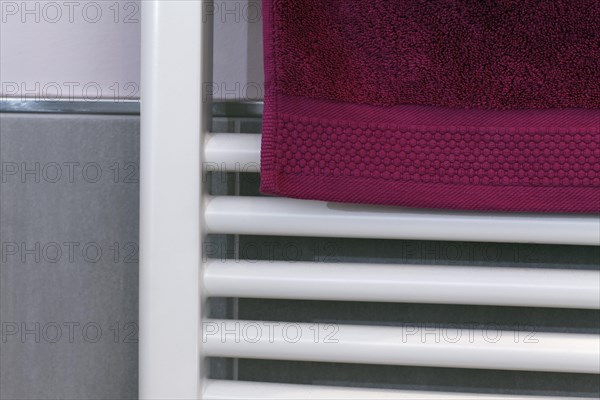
[260,0,600,213]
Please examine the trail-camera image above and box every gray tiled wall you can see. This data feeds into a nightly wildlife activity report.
[0,113,139,400]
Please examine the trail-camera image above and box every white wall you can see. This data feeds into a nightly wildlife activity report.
[212,0,264,102]
[0,0,141,101]
[0,0,263,101]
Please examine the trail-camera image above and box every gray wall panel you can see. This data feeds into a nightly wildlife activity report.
[0,113,139,400]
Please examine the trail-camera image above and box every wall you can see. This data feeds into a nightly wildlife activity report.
[0,0,263,101]
[0,114,140,399]
[0,0,141,101]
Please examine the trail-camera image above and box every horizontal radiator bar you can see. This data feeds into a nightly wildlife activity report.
[203,380,586,400]
[205,133,261,170]
[204,260,600,309]
[205,196,600,245]
[203,319,600,374]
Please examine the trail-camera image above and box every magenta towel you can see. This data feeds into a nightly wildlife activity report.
[260,0,600,213]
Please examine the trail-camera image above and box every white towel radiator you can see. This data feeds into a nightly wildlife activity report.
[139,1,600,399]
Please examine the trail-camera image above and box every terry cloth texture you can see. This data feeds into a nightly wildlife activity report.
[260,0,600,213]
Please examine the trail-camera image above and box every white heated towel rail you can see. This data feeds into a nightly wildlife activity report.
[139,1,600,399]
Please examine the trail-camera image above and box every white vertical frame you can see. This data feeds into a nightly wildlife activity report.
[140,1,212,399]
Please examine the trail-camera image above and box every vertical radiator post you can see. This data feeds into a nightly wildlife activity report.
[140,1,212,398]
